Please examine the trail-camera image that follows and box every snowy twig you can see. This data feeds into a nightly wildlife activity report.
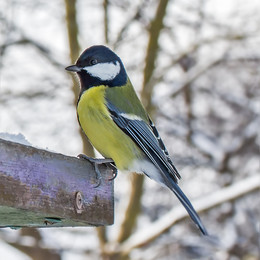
[117,175,260,254]
[0,37,63,69]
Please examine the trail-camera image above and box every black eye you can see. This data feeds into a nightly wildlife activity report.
[90,59,97,65]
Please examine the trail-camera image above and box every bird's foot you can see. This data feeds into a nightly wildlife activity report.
[77,154,116,187]
[78,154,114,164]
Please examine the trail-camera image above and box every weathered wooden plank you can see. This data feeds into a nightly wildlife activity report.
[0,138,115,228]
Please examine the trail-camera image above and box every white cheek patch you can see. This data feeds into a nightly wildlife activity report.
[83,61,121,81]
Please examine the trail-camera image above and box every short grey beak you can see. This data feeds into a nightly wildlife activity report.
[65,65,81,72]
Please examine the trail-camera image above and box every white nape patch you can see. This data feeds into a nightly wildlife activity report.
[83,61,120,81]
[120,113,143,121]
[130,159,164,184]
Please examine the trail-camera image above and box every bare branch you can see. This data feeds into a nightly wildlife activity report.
[116,175,144,243]
[113,1,148,48]
[0,37,63,69]
[141,0,170,113]
[171,58,223,98]
[103,0,109,44]
[64,0,95,157]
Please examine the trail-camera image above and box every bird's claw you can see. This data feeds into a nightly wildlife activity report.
[107,163,117,181]
[77,154,117,187]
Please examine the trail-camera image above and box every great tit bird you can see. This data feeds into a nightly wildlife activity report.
[66,45,208,235]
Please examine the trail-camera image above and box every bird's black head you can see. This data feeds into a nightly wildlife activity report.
[66,45,127,89]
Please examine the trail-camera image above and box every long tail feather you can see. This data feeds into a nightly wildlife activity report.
[169,181,208,235]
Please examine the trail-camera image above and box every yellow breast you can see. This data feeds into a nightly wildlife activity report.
[77,85,142,170]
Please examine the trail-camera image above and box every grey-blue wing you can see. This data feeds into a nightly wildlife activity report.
[106,100,181,183]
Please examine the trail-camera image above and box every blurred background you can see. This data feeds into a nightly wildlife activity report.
[0,0,259,259]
